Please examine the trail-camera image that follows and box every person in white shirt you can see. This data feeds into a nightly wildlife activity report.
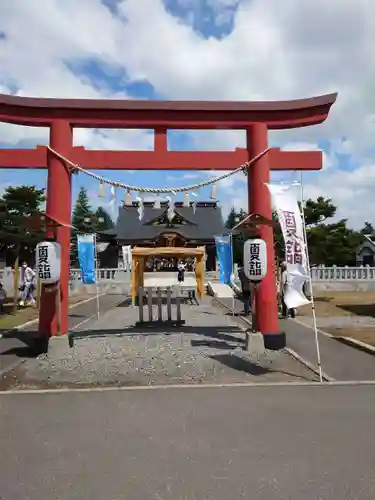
[177,260,186,283]
[19,261,36,307]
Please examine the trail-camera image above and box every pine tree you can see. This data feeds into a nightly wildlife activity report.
[94,206,114,232]
[72,187,95,234]
[71,187,95,265]
[225,207,237,229]
[0,185,46,265]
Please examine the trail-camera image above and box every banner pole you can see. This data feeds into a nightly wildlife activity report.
[299,173,323,383]
[230,232,235,316]
[94,234,100,321]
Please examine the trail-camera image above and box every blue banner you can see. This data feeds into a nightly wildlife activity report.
[77,234,96,285]
[214,235,233,284]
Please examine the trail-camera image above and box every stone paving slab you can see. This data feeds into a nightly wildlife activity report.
[0,300,317,390]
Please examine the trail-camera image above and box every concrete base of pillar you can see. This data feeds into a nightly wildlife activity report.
[31,336,49,356]
[263,331,286,351]
[245,332,266,356]
[46,336,68,357]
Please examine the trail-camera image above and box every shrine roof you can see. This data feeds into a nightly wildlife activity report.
[0,92,337,129]
[101,201,228,242]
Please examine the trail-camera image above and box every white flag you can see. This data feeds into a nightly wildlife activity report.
[109,186,116,217]
[267,184,310,309]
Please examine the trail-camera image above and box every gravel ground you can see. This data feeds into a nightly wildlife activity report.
[1,300,317,389]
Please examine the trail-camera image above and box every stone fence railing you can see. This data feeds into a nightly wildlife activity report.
[1,266,375,297]
[310,266,375,281]
[68,266,375,283]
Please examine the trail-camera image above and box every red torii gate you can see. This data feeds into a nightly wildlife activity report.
[0,92,337,350]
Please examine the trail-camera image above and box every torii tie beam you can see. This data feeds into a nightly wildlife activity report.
[0,92,337,350]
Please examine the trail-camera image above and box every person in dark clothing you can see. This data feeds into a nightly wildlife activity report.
[280,262,295,319]
[238,266,252,316]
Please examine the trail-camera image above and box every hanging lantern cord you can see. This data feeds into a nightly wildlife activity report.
[47,146,270,194]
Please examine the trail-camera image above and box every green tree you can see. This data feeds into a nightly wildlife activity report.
[72,186,95,234]
[224,208,248,264]
[70,187,96,265]
[304,197,336,226]
[225,207,247,229]
[0,185,46,264]
[93,206,114,232]
[307,220,363,266]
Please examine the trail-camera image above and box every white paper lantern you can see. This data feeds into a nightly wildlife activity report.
[243,238,267,281]
[35,241,61,284]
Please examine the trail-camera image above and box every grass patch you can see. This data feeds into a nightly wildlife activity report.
[298,291,375,318]
[325,327,375,348]
[0,295,94,331]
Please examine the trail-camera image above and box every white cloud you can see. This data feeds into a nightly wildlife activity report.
[0,0,375,226]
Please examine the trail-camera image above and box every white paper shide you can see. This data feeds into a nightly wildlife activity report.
[122,245,132,271]
[35,241,61,284]
[243,238,267,281]
[267,184,310,309]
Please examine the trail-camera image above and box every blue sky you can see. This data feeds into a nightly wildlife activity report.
[0,0,374,227]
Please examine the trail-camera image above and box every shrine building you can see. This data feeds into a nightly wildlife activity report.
[98,200,227,271]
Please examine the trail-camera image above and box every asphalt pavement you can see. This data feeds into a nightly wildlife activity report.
[215,297,375,381]
[1,384,375,499]
[0,293,125,375]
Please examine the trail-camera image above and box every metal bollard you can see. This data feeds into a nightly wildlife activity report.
[138,287,144,323]
[157,287,163,321]
[147,287,153,322]
[176,291,182,323]
[166,287,172,321]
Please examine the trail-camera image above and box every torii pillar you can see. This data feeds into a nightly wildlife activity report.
[247,125,281,347]
[38,120,73,337]
[0,92,337,349]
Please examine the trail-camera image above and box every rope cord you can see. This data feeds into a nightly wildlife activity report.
[47,146,270,195]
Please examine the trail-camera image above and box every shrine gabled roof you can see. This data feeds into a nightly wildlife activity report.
[101,201,228,241]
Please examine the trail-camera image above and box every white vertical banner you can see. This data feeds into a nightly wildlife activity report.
[267,184,310,309]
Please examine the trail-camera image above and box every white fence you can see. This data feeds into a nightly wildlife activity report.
[310,266,375,281]
[2,267,375,297]
[69,266,375,283]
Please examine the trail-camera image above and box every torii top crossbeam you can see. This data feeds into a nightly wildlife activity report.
[0,92,337,172]
[0,92,337,129]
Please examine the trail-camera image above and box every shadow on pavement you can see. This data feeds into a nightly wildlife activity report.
[69,324,245,341]
[210,353,314,381]
[338,303,375,318]
[1,329,45,358]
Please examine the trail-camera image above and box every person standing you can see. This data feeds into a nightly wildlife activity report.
[238,265,252,316]
[280,261,295,319]
[0,283,6,314]
[177,260,186,283]
[19,261,36,307]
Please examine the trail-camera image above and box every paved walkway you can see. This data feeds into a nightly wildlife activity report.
[215,297,375,381]
[2,385,375,499]
[0,299,316,390]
